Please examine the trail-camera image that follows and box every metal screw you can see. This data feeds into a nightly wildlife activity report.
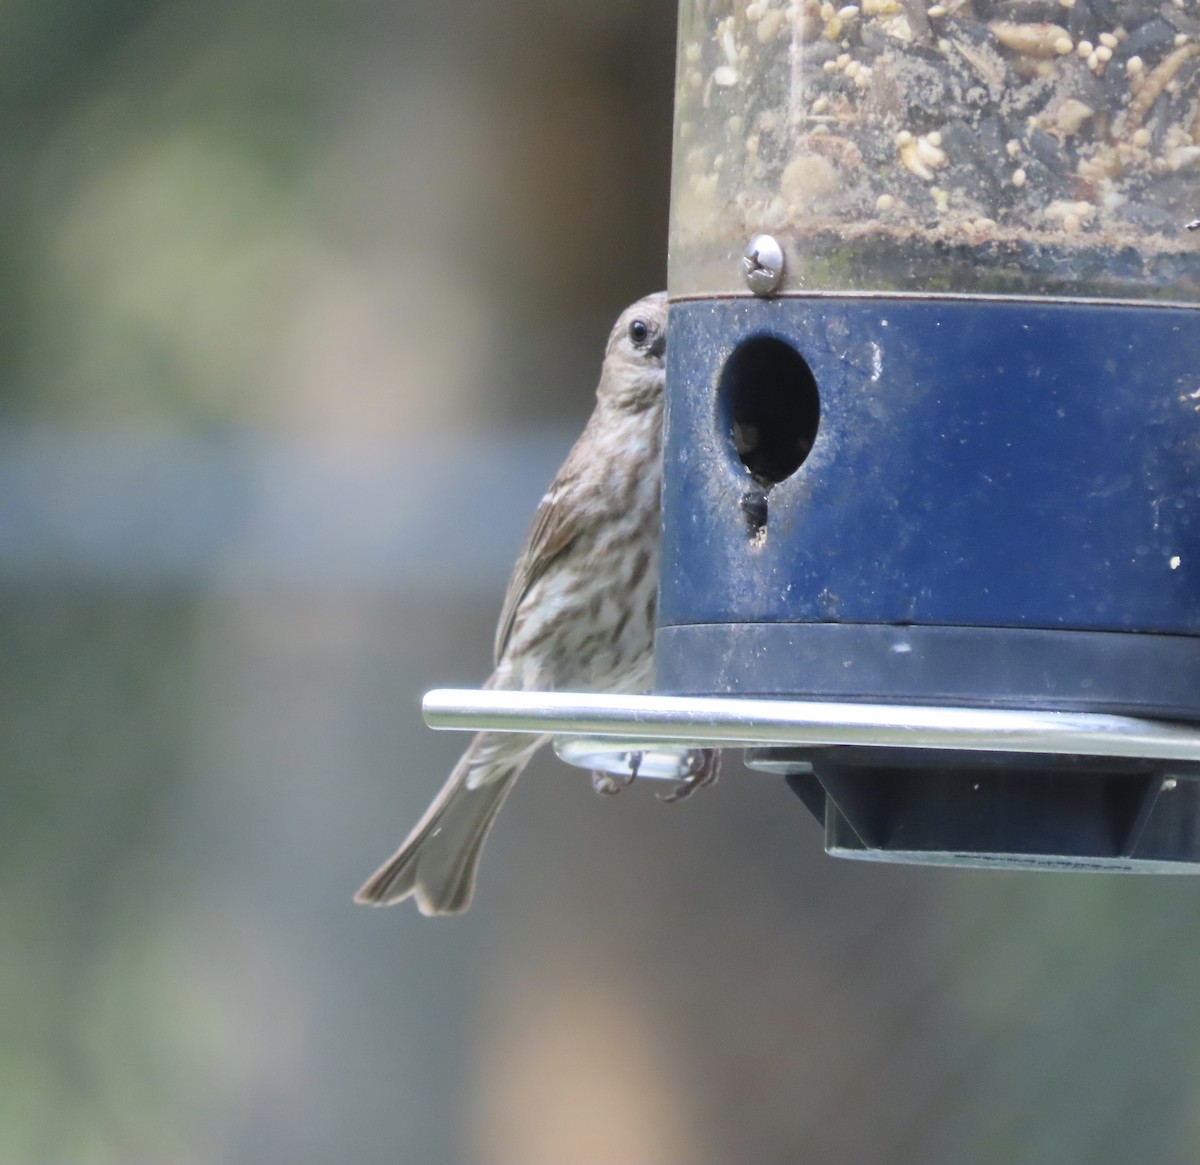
[743,234,784,296]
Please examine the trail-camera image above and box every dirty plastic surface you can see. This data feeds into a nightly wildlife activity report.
[671,0,1200,298]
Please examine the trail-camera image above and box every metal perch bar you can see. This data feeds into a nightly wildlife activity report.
[422,689,1200,763]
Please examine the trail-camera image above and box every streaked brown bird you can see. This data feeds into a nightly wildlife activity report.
[355,291,718,915]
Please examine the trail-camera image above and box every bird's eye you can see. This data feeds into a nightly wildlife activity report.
[628,319,650,346]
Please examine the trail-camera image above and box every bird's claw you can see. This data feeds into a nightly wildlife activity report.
[592,750,643,795]
[659,749,722,803]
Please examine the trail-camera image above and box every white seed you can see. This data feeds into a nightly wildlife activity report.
[927,3,946,15]
[899,140,934,179]
[1012,167,1027,186]
[990,20,1072,57]
[1126,54,1144,73]
[758,9,786,40]
[1076,39,1093,56]
[838,5,861,18]
[722,27,739,64]
[880,13,914,40]
[1095,44,1113,61]
[926,130,943,146]
[1132,127,1151,147]
[812,94,831,113]
[823,58,838,71]
[876,193,896,210]
[714,65,740,86]
[1055,98,1094,134]
[1045,197,1091,224]
[1099,31,1118,47]
[1054,36,1073,54]
[916,135,947,167]
[1006,139,1021,157]
[1168,145,1200,170]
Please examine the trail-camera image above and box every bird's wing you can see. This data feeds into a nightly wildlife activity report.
[493,482,581,667]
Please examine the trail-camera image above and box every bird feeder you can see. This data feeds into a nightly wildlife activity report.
[426,0,1200,871]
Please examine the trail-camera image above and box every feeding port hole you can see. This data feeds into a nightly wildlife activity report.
[719,336,820,490]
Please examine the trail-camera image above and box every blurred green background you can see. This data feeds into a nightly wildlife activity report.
[6,2,1200,1163]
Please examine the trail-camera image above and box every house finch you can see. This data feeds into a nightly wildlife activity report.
[355,291,718,915]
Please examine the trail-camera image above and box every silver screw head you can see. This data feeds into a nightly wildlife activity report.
[743,233,784,296]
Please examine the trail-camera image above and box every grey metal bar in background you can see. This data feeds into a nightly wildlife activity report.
[0,425,577,590]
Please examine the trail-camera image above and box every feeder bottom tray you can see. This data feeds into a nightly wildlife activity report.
[750,747,1200,873]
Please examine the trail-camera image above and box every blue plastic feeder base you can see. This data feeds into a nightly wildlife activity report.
[658,293,1200,870]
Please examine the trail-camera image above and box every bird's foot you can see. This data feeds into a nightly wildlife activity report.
[659,749,722,803]
[592,750,644,795]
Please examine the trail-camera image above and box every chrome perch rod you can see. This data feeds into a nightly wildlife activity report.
[422,689,1200,764]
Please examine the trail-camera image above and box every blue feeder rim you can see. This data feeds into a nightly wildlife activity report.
[657,294,1200,718]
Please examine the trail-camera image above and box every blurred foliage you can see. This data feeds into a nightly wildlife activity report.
[0,0,676,430]
[0,1,678,1159]
[0,588,200,1161]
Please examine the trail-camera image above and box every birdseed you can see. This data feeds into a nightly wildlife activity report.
[671,0,1200,299]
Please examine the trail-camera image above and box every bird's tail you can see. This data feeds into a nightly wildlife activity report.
[354,731,544,915]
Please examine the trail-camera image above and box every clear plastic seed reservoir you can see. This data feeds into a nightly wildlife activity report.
[671,0,1200,297]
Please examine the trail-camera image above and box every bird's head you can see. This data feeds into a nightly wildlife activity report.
[600,291,668,412]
